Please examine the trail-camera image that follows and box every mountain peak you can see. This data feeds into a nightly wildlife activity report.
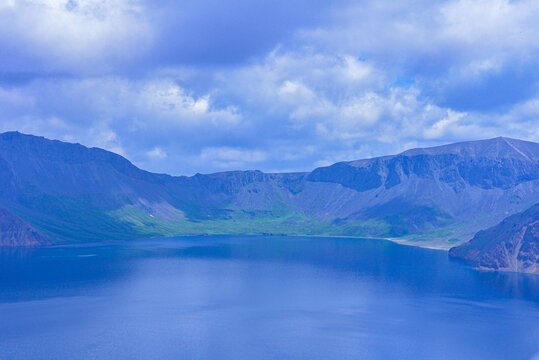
[399,137,539,161]
[0,130,34,139]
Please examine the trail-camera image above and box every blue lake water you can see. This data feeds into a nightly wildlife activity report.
[1,235,539,359]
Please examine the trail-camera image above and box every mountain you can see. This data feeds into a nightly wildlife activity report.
[0,131,538,248]
[0,206,48,246]
[449,203,539,274]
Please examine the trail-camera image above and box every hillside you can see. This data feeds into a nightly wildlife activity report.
[0,206,48,246]
[0,132,538,248]
[449,203,539,274]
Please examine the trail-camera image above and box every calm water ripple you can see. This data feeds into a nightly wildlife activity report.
[1,236,538,359]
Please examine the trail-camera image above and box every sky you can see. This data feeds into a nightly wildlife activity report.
[0,0,538,175]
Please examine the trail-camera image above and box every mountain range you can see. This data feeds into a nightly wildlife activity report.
[0,131,538,260]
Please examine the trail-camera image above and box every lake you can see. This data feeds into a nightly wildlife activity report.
[1,235,538,359]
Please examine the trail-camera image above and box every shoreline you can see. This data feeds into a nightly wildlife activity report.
[7,232,454,251]
[288,234,452,251]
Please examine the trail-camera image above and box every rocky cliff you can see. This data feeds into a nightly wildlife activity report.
[449,204,539,274]
[0,207,48,246]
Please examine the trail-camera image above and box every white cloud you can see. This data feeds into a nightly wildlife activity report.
[423,109,467,139]
[0,76,243,173]
[220,50,470,142]
[278,80,315,103]
[147,147,167,160]
[299,0,539,80]
[0,0,151,72]
[440,0,534,47]
[136,81,240,126]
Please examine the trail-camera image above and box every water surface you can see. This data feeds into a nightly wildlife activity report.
[1,236,538,359]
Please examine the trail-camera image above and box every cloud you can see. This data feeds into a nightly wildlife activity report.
[0,76,244,173]
[218,50,470,143]
[300,0,539,69]
[423,109,467,139]
[0,0,151,73]
[143,0,350,66]
[147,147,167,160]
[0,0,537,175]
[298,0,539,110]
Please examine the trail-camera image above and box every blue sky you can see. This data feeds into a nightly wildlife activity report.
[0,0,538,175]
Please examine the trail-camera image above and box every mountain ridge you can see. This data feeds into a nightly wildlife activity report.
[2,131,536,176]
[0,131,538,250]
[399,136,539,160]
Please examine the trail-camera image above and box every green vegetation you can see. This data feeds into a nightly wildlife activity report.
[109,205,326,237]
[8,195,141,242]
[4,194,472,249]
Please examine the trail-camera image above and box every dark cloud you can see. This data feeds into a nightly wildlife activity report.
[434,65,539,112]
[144,0,350,66]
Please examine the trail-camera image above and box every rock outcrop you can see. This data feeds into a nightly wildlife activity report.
[449,204,539,274]
[0,207,48,246]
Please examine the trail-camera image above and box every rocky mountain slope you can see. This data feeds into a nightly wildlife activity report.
[0,206,48,246]
[449,203,539,274]
[0,131,538,248]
